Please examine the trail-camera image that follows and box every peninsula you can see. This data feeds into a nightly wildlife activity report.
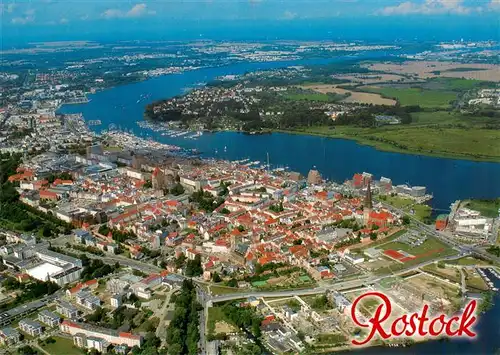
[145,60,500,162]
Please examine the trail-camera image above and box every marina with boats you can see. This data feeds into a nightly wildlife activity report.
[136,120,204,140]
[477,267,500,292]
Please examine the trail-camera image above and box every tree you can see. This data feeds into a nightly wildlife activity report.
[185,254,203,277]
[175,254,186,269]
[17,346,37,355]
[170,183,185,196]
[166,280,200,355]
[402,215,411,225]
[212,272,222,283]
[227,278,238,288]
[41,225,52,238]
[98,225,109,235]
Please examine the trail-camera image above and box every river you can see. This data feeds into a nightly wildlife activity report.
[57,56,500,212]
[56,56,500,353]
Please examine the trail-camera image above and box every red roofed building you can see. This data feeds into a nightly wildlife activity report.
[16,273,31,283]
[315,191,328,200]
[65,279,97,297]
[53,179,73,186]
[186,248,200,260]
[352,174,364,188]
[32,180,49,190]
[289,245,309,259]
[435,214,448,231]
[382,249,414,263]
[39,190,58,201]
[60,320,143,348]
[368,210,393,228]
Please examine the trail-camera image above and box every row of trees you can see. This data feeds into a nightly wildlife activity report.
[166,280,202,355]
[80,259,119,282]
[98,225,137,243]
[334,236,361,249]
[335,105,420,127]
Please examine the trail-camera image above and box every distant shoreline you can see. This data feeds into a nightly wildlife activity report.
[140,114,500,163]
[270,128,500,164]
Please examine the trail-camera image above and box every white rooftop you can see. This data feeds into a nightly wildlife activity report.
[26,262,64,281]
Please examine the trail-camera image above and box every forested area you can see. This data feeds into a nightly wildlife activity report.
[0,153,72,237]
[0,277,59,311]
[166,280,202,355]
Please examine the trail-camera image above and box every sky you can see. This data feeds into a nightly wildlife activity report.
[1,0,499,44]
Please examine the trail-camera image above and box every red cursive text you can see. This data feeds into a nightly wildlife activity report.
[350,291,478,346]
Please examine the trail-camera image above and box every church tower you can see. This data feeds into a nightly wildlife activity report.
[363,180,373,226]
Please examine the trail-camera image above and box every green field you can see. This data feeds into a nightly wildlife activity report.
[364,127,500,161]
[315,333,347,345]
[207,306,239,337]
[446,256,493,266]
[380,236,449,255]
[41,336,84,355]
[361,87,456,108]
[463,270,489,291]
[352,229,407,251]
[285,92,332,102]
[279,115,500,162]
[427,77,492,91]
[421,263,461,283]
[383,195,414,208]
[381,196,432,222]
[374,237,457,275]
[463,199,500,218]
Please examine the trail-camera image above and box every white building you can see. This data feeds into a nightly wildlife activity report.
[38,310,61,327]
[19,319,43,337]
[61,320,143,348]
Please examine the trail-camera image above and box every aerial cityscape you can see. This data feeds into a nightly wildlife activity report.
[1,1,499,355]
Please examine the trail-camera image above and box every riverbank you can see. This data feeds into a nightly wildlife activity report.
[143,123,500,163]
[273,125,500,163]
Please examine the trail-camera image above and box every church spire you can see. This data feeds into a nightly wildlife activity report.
[364,180,373,209]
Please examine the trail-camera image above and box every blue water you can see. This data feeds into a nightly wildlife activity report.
[58,57,500,212]
[56,56,500,353]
